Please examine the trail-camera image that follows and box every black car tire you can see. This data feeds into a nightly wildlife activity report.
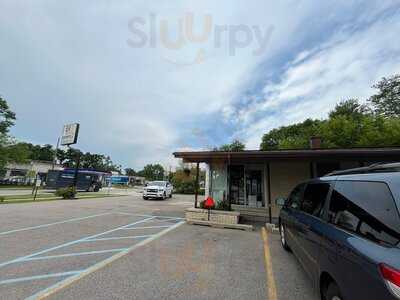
[143,196,148,200]
[163,192,167,200]
[280,223,291,252]
[169,193,172,198]
[325,281,342,300]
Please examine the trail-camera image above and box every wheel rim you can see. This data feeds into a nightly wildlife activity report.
[280,225,285,245]
[332,297,341,300]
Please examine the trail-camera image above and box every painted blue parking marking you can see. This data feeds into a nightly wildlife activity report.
[22,248,130,262]
[85,235,153,242]
[0,213,185,299]
[0,216,155,268]
[116,212,184,220]
[121,225,171,230]
[25,220,185,300]
[0,271,83,285]
[0,213,112,237]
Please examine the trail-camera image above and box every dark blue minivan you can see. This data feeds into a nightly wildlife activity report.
[279,172,400,300]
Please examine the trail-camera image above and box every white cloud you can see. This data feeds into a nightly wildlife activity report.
[237,8,400,149]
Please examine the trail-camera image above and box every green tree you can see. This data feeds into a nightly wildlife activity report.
[369,74,400,117]
[171,166,205,194]
[56,149,121,172]
[329,98,371,119]
[259,97,400,150]
[17,143,55,161]
[260,119,322,150]
[5,142,31,163]
[81,152,106,170]
[0,96,16,136]
[137,164,165,180]
[0,96,17,171]
[217,139,246,151]
[125,168,136,176]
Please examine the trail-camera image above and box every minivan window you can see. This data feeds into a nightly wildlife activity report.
[328,181,400,246]
[287,183,305,209]
[302,182,330,217]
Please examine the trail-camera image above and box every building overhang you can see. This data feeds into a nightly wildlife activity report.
[173,147,400,164]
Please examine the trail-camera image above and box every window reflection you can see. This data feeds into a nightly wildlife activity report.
[328,181,400,247]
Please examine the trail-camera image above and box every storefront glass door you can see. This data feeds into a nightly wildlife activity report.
[228,165,264,208]
[245,170,263,207]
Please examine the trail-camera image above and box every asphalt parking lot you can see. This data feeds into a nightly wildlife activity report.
[0,193,317,300]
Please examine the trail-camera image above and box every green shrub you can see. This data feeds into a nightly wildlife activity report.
[0,196,4,203]
[199,200,207,209]
[215,200,231,211]
[199,199,231,211]
[55,187,76,199]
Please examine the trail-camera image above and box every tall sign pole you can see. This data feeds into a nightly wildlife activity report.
[52,137,60,170]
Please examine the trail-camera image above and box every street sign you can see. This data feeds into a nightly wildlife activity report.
[61,123,80,146]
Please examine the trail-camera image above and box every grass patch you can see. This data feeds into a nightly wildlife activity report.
[1,194,54,200]
[0,185,34,190]
[0,192,119,204]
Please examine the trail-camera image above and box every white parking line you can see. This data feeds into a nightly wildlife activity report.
[85,235,152,242]
[0,213,112,237]
[115,211,184,220]
[0,271,83,285]
[26,220,185,300]
[0,212,186,300]
[121,225,171,230]
[0,217,155,268]
[22,249,129,262]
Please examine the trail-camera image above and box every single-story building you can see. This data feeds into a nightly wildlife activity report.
[2,160,63,184]
[173,140,400,223]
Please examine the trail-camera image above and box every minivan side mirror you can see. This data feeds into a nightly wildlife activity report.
[276,197,286,206]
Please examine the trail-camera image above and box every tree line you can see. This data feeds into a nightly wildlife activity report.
[214,74,400,151]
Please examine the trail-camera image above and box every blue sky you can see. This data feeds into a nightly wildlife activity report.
[1,1,400,170]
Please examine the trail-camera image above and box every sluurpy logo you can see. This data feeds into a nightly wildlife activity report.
[127,12,274,66]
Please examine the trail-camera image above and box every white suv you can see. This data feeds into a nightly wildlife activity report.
[143,181,173,200]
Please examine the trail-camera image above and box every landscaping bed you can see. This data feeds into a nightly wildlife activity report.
[185,208,253,231]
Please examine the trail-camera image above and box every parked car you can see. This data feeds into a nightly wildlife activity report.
[278,172,400,300]
[143,181,173,200]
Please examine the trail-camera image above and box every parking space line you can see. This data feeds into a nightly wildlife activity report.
[0,213,112,237]
[85,235,153,242]
[26,220,185,300]
[116,212,184,220]
[0,217,155,268]
[0,271,83,285]
[121,225,171,230]
[261,227,277,300]
[22,249,130,262]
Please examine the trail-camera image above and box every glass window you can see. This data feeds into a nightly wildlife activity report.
[328,181,400,246]
[210,163,227,202]
[287,183,306,210]
[302,182,330,217]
